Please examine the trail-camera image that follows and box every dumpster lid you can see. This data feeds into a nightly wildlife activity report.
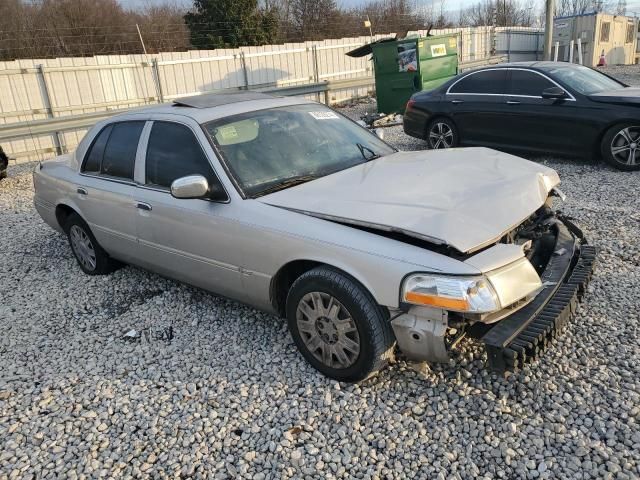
[345,38,396,57]
[345,26,433,57]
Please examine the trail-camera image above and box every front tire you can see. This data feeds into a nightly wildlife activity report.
[64,213,118,275]
[426,117,459,149]
[286,267,395,382]
[601,124,640,171]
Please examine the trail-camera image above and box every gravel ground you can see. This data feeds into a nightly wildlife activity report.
[1,67,640,480]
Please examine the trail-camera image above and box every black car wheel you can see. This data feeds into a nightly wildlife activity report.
[286,266,395,382]
[602,124,640,171]
[427,118,458,149]
[64,213,119,275]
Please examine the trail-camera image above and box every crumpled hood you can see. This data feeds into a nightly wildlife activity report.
[259,148,560,253]
[589,87,640,105]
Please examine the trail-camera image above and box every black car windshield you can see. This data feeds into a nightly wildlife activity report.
[203,104,395,197]
[540,65,625,95]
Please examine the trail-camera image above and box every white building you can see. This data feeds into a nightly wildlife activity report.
[552,12,638,66]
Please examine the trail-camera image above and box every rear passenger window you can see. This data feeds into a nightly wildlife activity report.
[449,70,507,95]
[145,121,215,189]
[81,121,144,180]
[101,122,144,179]
[82,125,112,173]
[509,70,555,97]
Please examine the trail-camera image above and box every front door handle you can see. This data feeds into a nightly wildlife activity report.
[136,202,152,211]
[451,99,464,104]
[506,100,521,105]
[77,187,87,195]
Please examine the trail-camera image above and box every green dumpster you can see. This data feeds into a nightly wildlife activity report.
[347,34,459,115]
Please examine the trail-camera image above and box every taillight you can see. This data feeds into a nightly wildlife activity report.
[406,98,416,110]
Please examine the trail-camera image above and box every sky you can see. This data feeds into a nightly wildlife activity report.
[118,0,489,13]
[117,0,640,16]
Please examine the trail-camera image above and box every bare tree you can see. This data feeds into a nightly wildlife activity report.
[133,2,190,53]
[459,0,535,27]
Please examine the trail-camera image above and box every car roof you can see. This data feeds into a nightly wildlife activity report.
[474,61,584,70]
[108,91,316,124]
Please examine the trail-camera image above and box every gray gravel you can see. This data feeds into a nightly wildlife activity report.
[1,66,640,479]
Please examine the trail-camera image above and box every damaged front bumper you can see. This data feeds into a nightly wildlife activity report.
[391,218,597,374]
[480,221,596,374]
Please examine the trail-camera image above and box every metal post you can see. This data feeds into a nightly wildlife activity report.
[136,24,148,55]
[507,29,512,62]
[554,42,559,61]
[239,52,249,90]
[543,0,555,60]
[569,39,574,62]
[151,58,164,103]
[311,45,322,103]
[37,64,63,155]
[577,38,583,64]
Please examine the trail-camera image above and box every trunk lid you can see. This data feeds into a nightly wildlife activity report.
[258,147,560,254]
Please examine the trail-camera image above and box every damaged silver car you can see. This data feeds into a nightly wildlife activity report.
[33,92,596,382]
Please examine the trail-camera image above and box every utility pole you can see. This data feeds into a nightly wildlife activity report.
[543,0,554,61]
[136,24,147,55]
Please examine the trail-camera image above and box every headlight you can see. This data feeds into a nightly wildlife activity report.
[402,274,501,313]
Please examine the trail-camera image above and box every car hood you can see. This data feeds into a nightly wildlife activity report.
[589,87,640,105]
[258,148,560,254]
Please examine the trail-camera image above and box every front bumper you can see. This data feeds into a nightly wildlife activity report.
[479,220,596,374]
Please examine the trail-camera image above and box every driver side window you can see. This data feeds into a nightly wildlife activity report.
[145,121,227,200]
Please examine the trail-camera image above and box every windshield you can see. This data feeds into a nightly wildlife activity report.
[203,104,395,197]
[540,65,625,95]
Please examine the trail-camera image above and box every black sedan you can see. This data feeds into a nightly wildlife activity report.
[403,62,640,171]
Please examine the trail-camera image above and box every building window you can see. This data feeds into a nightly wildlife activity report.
[600,22,611,43]
[626,24,635,44]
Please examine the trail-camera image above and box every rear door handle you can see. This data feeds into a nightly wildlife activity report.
[136,202,152,211]
[451,99,464,104]
[506,100,521,105]
[77,187,87,195]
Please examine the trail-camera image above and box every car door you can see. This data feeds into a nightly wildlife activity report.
[501,68,592,155]
[133,119,245,299]
[445,68,509,146]
[77,120,145,263]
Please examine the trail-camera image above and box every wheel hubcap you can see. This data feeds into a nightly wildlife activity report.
[296,292,360,369]
[429,122,454,149]
[611,127,640,166]
[69,225,96,270]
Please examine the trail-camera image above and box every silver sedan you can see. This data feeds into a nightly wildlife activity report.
[33,92,595,381]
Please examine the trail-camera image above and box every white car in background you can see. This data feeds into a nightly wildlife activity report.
[33,92,596,382]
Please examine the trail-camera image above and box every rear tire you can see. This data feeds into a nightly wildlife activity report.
[286,266,395,382]
[601,123,640,171]
[64,213,118,275]
[426,117,459,149]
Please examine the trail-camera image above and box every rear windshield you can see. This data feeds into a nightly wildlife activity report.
[539,65,625,95]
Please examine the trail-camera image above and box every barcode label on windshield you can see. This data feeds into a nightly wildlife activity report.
[309,111,339,120]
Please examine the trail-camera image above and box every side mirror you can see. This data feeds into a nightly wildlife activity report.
[170,175,209,199]
[541,87,567,99]
[374,128,385,140]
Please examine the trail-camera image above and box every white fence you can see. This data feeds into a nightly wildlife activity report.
[0,27,543,164]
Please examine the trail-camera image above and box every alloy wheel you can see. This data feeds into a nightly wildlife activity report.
[428,122,454,149]
[611,126,640,166]
[69,225,97,271]
[295,292,360,369]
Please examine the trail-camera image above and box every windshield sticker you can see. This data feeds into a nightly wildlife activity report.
[309,111,339,120]
[218,126,238,139]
